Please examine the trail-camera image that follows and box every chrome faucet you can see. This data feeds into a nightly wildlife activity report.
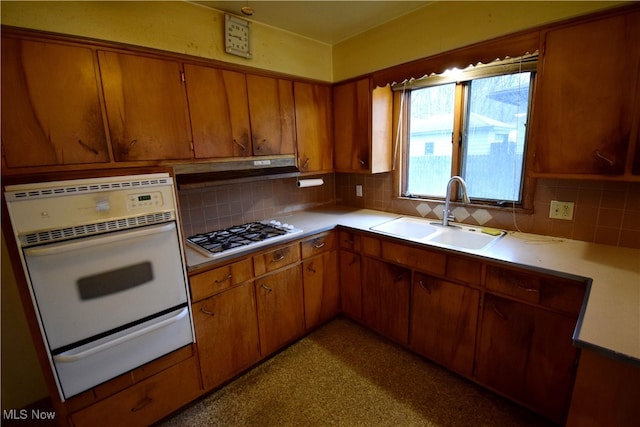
[442,176,470,227]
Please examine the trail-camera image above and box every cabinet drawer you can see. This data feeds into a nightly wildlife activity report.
[362,235,381,257]
[71,356,201,427]
[486,265,586,314]
[301,231,336,259]
[446,255,482,286]
[338,230,361,251]
[253,243,300,276]
[189,258,253,302]
[381,241,446,276]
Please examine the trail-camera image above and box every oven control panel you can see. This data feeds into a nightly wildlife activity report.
[127,191,164,210]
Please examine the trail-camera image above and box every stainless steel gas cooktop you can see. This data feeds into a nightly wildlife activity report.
[186,220,302,259]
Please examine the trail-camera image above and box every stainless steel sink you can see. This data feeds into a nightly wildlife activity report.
[370,216,504,251]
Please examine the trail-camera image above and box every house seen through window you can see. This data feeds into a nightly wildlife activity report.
[399,55,536,205]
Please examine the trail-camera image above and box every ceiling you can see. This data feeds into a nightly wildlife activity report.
[191,1,432,44]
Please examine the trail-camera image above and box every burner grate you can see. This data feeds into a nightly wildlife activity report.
[187,221,299,257]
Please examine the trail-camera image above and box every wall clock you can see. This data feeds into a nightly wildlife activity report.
[225,14,252,59]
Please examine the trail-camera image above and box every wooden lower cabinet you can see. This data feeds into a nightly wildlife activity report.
[361,257,410,345]
[303,250,340,330]
[339,250,362,320]
[475,294,579,423]
[255,266,305,355]
[193,282,261,391]
[410,273,479,377]
[70,355,201,427]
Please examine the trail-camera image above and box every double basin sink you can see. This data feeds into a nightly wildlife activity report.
[370,216,505,252]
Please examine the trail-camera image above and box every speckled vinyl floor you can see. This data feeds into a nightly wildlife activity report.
[157,317,555,427]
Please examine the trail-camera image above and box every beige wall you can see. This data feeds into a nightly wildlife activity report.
[0,0,333,81]
[333,0,626,81]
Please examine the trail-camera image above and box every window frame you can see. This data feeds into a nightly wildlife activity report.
[393,55,538,210]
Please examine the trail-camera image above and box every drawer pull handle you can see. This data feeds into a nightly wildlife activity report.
[200,307,215,316]
[514,283,539,293]
[272,254,285,262]
[261,284,273,292]
[313,241,326,249]
[418,280,431,294]
[214,274,232,284]
[131,396,153,412]
[491,303,507,321]
[344,238,354,245]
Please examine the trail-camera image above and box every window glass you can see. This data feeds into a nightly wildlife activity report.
[461,73,531,202]
[406,83,456,198]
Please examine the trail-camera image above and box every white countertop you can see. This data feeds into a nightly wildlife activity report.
[185,206,640,364]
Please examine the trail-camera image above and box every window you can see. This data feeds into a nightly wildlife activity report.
[398,55,536,205]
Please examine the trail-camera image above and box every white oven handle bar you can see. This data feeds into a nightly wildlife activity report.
[52,307,189,363]
[23,222,176,256]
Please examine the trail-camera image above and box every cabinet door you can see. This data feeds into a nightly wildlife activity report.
[98,51,192,161]
[531,10,640,175]
[246,74,296,156]
[294,82,333,173]
[303,251,339,330]
[410,274,479,376]
[193,282,260,390]
[362,257,410,344]
[184,65,252,158]
[475,294,579,423]
[339,250,362,320]
[333,78,370,172]
[1,37,109,168]
[255,266,304,356]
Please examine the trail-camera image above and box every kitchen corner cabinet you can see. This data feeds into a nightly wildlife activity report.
[333,78,393,174]
[294,82,334,173]
[475,265,586,423]
[530,8,640,179]
[362,257,410,345]
[301,232,339,330]
[1,36,110,169]
[338,230,363,320]
[193,282,260,391]
[98,51,193,161]
[246,74,296,156]
[184,65,252,158]
[410,274,479,377]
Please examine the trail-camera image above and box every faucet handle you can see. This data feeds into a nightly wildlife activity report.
[446,210,456,222]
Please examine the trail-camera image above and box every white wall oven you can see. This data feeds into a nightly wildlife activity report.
[4,173,194,401]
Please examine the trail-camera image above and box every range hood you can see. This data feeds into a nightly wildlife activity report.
[172,155,299,187]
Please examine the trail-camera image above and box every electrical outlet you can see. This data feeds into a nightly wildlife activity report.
[355,185,363,197]
[549,200,574,220]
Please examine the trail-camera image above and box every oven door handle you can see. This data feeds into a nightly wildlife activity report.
[52,307,189,363]
[24,222,176,256]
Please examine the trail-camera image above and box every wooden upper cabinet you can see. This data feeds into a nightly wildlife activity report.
[184,65,252,158]
[530,9,640,178]
[294,82,334,173]
[333,78,393,174]
[1,37,110,169]
[246,74,296,156]
[98,51,193,161]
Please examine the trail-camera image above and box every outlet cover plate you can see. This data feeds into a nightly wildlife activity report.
[549,200,574,220]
